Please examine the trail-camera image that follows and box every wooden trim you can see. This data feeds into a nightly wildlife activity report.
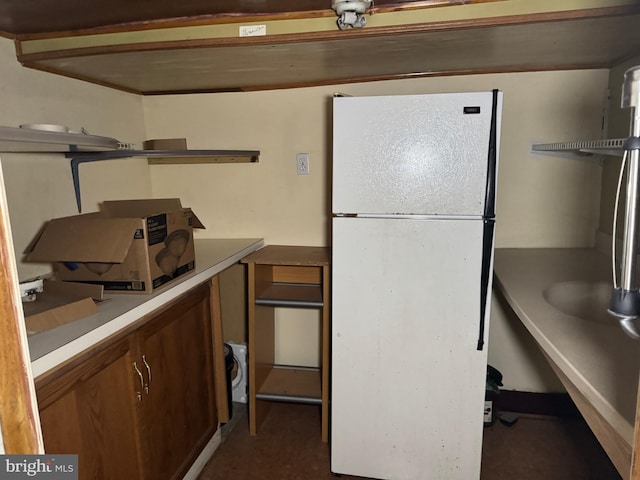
[247,261,276,436]
[210,276,230,424]
[147,154,258,165]
[16,61,615,97]
[11,0,507,41]
[631,374,640,480]
[14,11,336,41]
[135,64,612,95]
[0,163,43,454]
[542,351,632,479]
[16,5,639,61]
[321,263,330,443]
[227,64,613,93]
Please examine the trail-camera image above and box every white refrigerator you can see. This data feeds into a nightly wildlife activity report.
[331,90,503,480]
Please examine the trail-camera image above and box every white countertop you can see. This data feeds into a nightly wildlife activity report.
[29,237,263,378]
[493,248,639,446]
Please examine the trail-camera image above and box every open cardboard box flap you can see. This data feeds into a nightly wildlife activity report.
[23,280,104,334]
[102,198,205,228]
[26,215,141,263]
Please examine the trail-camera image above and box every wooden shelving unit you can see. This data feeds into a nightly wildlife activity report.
[241,245,330,442]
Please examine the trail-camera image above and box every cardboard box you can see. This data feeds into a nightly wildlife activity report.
[22,280,103,334]
[143,138,187,150]
[27,199,204,294]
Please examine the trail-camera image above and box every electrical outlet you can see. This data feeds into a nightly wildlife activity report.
[296,153,310,175]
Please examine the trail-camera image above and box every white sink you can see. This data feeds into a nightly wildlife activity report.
[543,280,617,325]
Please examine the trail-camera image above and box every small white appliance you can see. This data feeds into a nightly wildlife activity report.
[227,342,248,404]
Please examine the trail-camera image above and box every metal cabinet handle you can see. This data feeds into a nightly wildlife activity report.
[133,362,144,402]
[142,355,151,394]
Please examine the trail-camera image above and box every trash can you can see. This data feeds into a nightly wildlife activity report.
[484,365,503,426]
[223,343,234,420]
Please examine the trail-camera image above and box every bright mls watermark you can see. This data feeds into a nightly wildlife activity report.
[0,455,77,479]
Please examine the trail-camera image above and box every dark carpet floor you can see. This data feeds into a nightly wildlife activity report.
[197,402,621,480]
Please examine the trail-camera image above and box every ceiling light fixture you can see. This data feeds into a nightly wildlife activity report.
[331,0,372,30]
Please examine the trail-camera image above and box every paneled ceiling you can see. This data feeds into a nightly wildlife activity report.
[2,1,640,94]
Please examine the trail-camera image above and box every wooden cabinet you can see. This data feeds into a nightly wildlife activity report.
[137,284,217,479]
[38,337,144,479]
[36,283,218,480]
[241,245,330,442]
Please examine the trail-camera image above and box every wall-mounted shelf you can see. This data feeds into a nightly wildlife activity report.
[66,149,260,213]
[67,149,260,164]
[0,125,126,152]
[532,139,626,158]
[0,125,260,213]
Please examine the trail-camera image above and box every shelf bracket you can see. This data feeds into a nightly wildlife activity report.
[69,154,112,213]
[67,151,137,213]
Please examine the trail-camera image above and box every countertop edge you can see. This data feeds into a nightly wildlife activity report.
[30,238,264,378]
[493,248,636,444]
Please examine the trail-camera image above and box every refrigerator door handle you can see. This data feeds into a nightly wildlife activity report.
[477,219,495,351]
[483,89,500,219]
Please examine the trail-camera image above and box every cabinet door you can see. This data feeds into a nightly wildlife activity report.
[137,285,217,480]
[37,338,143,480]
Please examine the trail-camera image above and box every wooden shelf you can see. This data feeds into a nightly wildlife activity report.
[68,149,260,163]
[256,284,323,308]
[256,366,322,404]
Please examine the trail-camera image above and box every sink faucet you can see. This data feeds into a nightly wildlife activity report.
[609,65,640,340]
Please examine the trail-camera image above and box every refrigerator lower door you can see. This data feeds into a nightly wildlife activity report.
[331,216,491,480]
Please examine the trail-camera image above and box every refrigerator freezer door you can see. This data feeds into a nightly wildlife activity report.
[331,216,491,480]
[332,91,501,217]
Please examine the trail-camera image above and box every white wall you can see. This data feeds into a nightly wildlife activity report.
[0,37,150,281]
[143,71,606,249]
[144,69,608,390]
[0,36,608,391]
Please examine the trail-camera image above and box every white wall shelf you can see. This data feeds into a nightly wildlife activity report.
[532,139,626,158]
[0,126,260,213]
[0,125,126,152]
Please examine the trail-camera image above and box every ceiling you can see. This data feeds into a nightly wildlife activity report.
[3,1,640,94]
